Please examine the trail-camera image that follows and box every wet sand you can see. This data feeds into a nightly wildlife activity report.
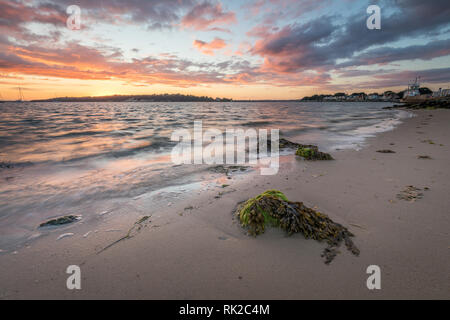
[0,109,449,299]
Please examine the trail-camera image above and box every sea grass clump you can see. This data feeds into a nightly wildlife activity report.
[236,190,358,264]
[376,149,396,154]
[396,186,424,202]
[39,215,81,227]
[259,137,334,161]
[295,145,334,160]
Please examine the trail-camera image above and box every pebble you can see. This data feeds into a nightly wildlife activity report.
[83,231,91,238]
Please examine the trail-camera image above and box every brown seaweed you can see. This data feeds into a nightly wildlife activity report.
[39,215,81,228]
[376,149,396,153]
[236,190,359,264]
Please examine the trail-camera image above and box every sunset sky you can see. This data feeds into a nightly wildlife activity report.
[1,0,449,100]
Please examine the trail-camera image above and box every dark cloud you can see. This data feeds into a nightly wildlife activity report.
[373,67,450,85]
[0,0,198,34]
[49,0,196,28]
[181,1,236,31]
[340,67,450,89]
[250,0,450,72]
[337,39,450,68]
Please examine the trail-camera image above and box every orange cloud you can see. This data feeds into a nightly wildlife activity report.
[193,38,227,56]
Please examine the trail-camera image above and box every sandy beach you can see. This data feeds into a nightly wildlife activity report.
[0,109,449,300]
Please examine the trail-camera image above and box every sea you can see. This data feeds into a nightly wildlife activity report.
[0,101,411,249]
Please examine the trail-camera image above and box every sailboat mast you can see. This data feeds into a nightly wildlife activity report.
[18,86,24,101]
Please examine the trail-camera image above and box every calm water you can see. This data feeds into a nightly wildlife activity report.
[0,101,410,249]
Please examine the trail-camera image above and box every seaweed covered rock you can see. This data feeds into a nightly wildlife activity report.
[277,138,307,149]
[236,190,358,264]
[258,137,302,153]
[295,145,334,160]
[210,165,249,176]
[376,149,396,154]
[0,162,14,169]
[383,98,450,110]
[258,137,334,160]
[39,215,81,228]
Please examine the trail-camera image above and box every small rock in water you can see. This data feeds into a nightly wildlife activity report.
[376,149,396,153]
[0,162,14,169]
[39,215,81,228]
[57,233,74,240]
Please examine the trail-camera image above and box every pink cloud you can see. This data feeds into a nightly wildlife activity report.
[235,42,252,56]
[246,25,272,38]
[193,38,227,55]
[181,1,236,31]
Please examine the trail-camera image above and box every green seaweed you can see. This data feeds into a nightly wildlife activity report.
[236,190,358,264]
[295,146,334,160]
[239,190,286,230]
[296,147,313,158]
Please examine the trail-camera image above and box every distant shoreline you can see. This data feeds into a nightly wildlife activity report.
[2,99,400,103]
[30,94,232,103]
[0,93,411,103]
[5,97,400,103]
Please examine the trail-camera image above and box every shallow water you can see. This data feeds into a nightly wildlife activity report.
[0,101,410,249]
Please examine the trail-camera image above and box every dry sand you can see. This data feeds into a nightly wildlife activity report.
[0,109,449,299]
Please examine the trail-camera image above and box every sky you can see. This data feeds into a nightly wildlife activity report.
[0,0,449,100]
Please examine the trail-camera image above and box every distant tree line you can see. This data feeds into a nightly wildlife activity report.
[33,94,233,103]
